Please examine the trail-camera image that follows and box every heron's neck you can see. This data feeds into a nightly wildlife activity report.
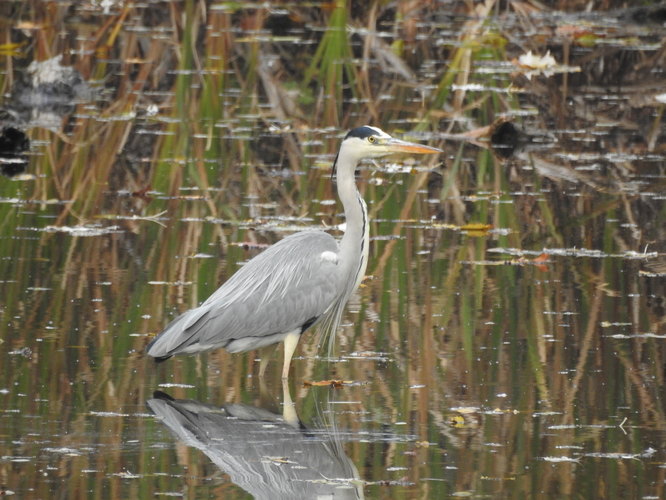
[335,150,370,290]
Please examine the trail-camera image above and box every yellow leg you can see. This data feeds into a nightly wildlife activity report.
[281,331,300,379]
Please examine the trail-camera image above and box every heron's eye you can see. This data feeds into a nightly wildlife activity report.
[368,136,376,144]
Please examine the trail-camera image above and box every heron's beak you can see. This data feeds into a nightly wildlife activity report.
[382,137,443,155]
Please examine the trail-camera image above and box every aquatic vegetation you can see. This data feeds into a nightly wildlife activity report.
[0,0,664,498]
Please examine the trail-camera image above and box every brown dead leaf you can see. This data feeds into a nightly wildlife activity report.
[507,253,550,271]
[532,253,550,271]
[303,379,351,388]
[555,25,603,40]
[15,22,42,30]
[131,184,152,201]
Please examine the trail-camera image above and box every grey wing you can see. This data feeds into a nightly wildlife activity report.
[146,231,342,358]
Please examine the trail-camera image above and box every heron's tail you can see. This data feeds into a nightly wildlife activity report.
[145,333,174,361]
[145,307,207,360]
[152,353,173,363]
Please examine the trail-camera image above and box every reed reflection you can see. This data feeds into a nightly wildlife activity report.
[146,381,364,499]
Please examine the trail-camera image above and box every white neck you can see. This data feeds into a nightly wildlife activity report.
[335,147,370,293]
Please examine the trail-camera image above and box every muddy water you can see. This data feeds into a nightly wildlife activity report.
[1,1,665,499]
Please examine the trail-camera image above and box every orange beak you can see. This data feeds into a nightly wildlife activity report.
[383,138,443,155]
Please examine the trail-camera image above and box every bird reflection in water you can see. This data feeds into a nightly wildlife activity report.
[146,382,364,499]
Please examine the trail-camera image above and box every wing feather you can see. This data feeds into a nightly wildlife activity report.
[146,231,343,358]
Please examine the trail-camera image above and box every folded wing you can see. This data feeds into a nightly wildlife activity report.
[146,231,343,360]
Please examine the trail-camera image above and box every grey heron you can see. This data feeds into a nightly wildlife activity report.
[146,126,441,378]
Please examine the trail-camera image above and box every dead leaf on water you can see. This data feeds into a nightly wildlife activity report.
[450,415,467,427]
[556,24,604,47]
[15,21,43,30]
[460,223,493,236]
[507,253,550,270]
[0,41,26,55]
[432,222,494,236]
[531,253,550,271]
[303,379,352,388]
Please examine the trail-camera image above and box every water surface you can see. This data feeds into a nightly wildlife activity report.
[0,1,665,498]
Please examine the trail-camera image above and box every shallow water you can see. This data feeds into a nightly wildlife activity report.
[1,1,665,498]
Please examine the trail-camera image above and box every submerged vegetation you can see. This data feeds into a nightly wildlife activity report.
[0,0,665,498]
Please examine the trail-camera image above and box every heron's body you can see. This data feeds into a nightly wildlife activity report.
[146,126,440,377]
[152,231,344,356]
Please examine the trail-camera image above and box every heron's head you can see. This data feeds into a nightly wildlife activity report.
[334,126,441,174]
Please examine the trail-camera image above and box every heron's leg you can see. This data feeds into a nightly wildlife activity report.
[281,330,301,379]
[258,344,278,377]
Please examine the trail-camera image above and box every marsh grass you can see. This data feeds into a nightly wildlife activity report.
[0,0,664,498]
[302,0,357,126]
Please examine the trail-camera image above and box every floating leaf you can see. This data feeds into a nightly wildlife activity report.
[555,24,604,47]
[303,379,352,388]
[15,21,42,30]
[432,222,496,236]
[531,253,550,271]
[507,253,550,270]
[460,223,493,236]
[450,415,467,427]
[0,41,25,56]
